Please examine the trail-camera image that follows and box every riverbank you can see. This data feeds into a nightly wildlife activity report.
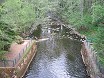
[5,40,30,62]
[0,40,37,78]
[81,41,104,78]
[25,25,89,78]
[51,19,104,78]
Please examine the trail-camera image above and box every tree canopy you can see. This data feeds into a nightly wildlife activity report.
[56,0,104,65]
[0,0,51,58]
[0,0,104,66]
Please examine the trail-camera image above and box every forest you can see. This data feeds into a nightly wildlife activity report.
[0,0,104,68]
[56,0,104,66]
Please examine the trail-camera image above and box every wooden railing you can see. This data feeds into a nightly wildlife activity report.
[16,43,37,78]
[0,40,37,78]
[0,40,33,67]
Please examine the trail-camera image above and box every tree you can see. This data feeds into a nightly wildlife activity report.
[56,0,104,66]
[1,0,35,33]
[0,5,16,59]
[0,0,36,58]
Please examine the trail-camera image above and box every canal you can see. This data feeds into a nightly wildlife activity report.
[24,24,89,78]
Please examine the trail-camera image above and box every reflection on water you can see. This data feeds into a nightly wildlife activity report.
[24,26,89,78]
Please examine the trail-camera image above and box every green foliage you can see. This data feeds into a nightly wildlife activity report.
[0,0,34,56]
[94,27,104,65]
[57,0,82,26]
[0,0,103,66]
[0,21,15,50]
[15,35,24,44]
[0,0,45,57]
[0,0,55,58]
[30,0,58,18]
[57,0,104,66]
[92,4,104,64]
[1,0,35,32]
[92,3,104,25]
[94,27,104,51]
[79,14,92,28]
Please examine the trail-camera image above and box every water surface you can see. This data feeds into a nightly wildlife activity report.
[24,26,88,78]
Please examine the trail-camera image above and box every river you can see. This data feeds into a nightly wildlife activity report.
[24,24,89,78]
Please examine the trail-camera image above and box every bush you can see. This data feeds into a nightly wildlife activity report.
[91,3,104,26]
[15,36,24,44]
